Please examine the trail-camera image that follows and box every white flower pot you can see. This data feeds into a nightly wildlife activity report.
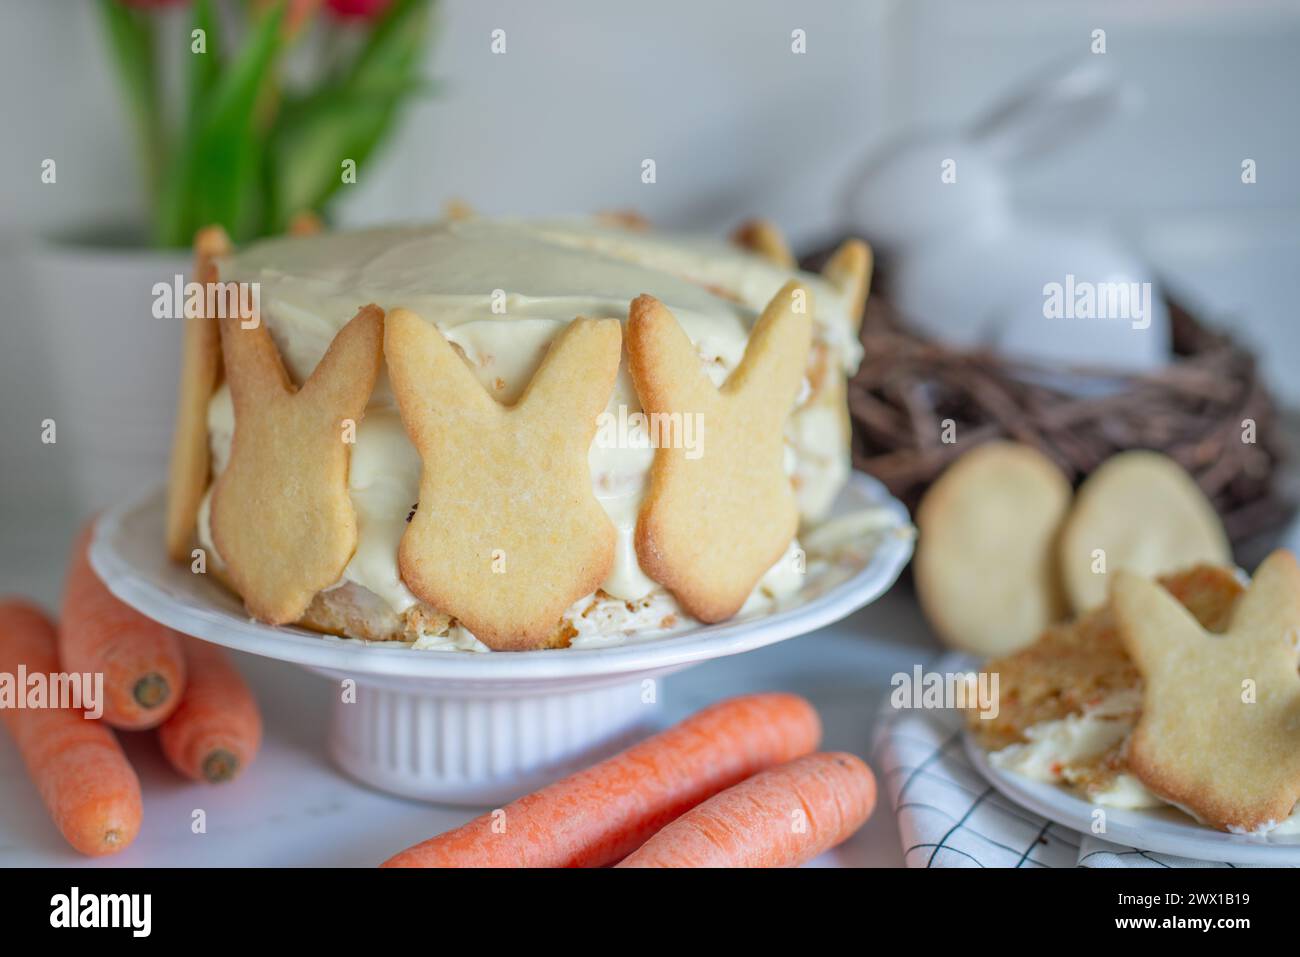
[1,235,188,516]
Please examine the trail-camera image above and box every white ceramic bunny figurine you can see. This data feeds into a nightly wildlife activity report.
[845,59,1169,374]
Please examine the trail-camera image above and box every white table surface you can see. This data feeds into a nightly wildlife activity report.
[0,507,939,868]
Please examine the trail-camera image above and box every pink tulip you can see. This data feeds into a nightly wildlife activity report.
[325,0,392,19]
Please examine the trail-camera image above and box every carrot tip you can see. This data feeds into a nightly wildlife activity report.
[202,749,240,783]
[132,673,170,709]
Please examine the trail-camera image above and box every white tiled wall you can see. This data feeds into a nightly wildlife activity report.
[2,0,1298,516]
[3,1,1296,236]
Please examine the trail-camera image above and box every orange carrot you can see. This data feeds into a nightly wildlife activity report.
[617,751,877,868]
[159,639,262,783]
[382,692,822,868]
[60,521,186,729]
[0,599,142,856]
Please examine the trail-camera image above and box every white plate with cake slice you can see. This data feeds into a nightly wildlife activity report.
[91,471,913,804]
[962,708,1300,866]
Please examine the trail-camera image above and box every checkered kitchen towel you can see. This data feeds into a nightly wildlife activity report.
[872,704,1268,868]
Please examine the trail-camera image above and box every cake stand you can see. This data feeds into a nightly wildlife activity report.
[90,473,912,805]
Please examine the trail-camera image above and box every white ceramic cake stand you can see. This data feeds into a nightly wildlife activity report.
[90,473,912,805]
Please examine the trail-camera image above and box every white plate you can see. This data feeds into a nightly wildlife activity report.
[89,472,913,803]
[91,472,912,688]
[954,651,1300,866]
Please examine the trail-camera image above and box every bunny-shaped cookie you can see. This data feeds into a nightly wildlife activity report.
[628,281,812,622]
[210,305,384,624]
[385,309,622,650]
